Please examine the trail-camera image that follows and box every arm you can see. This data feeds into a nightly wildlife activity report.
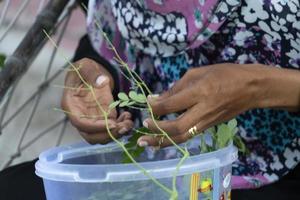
[255,65,300,112]
[137,64,300,147]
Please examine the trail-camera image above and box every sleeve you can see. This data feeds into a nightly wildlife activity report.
[72,34,120,98]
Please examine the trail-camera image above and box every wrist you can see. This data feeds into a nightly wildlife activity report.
[254,65,300,111]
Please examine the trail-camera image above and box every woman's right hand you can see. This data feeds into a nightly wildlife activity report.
[61,58,134,144]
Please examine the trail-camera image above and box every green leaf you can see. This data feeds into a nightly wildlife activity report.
[228,119,237,132]
[119,101,129,107]
[127,101,136,106]
[122,146,145,164]
[200,134,208,153]
[109,101,120,109]
[129,91,138,100]
[233,127,238,135]
[122,127,152,163]
[135,94,147,103]
[233,135,247,154]
[129,91,147,104]
[207,127,216,134]
[0,53,6,68]
[216,124,232,148]
[118,92,129,101]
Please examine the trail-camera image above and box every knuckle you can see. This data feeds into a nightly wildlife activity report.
[153,102,169,115]
[176,118,190,134]
[173,122,184,134]
[167,86,176,96]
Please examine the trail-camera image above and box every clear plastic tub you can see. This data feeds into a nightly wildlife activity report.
[35,141,237,200]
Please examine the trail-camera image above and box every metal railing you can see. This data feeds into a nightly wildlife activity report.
[0,0,80,169]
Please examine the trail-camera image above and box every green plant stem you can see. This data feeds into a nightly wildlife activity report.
[133,128,164,137]
[171,151,189,200]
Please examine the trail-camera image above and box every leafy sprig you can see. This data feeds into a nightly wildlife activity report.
[202,118,247,154]
[109,91,147,110]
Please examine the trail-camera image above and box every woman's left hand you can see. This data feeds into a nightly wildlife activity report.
[137,63,271,147]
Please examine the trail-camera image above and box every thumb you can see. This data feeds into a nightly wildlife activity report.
[75,58,110,88]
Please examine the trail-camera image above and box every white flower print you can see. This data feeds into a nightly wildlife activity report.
[226,0,240,6]
[263,173,279,181]
[153,0,163,5]
[237,54,257,63]
[283,147,300,169]
[286,13,300,31]
[271,0,287,12]
[271,0,299,13]
[259,21,281,40]
[270,155,284,171]
[234,30,254,46]
[255,156,268,171]
[264,34,281,52]
[286,33,300,68]
[198,0,205,6]
[286,0,299,13]
[270,15,288,32]
[241,0,269,23]
[219,2,229,13]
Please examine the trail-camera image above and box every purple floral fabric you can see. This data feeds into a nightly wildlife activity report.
[87,0,300,189]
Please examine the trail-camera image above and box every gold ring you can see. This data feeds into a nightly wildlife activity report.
[188,126,198,137]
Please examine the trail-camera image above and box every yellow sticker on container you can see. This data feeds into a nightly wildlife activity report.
[190,173,200,200]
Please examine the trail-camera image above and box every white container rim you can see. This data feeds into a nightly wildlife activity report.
[35,142,238,183]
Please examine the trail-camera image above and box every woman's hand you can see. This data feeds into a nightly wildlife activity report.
[61,58,133,144]
[137,63,300,147]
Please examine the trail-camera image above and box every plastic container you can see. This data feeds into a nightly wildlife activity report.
[35,141,237,200]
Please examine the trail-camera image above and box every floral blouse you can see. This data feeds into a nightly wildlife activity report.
[87,0,300,189]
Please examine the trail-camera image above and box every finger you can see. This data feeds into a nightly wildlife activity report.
[137,134,191,148]
[148,86,199,116]
[117,119,134,135]
[139,109,232,148]
[73,58,109,88]
[144,105,200,136]
[69,114,117,133]
[149,67,209,100]
[79,128,120,145]
[117,112,132,122]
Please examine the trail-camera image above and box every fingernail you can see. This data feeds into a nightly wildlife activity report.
[137,138,148,147]
[118,127,128,135]
[147,94,159,99]
[138,140,148,147]
[96,75,107,86]
[143,119,149,128]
